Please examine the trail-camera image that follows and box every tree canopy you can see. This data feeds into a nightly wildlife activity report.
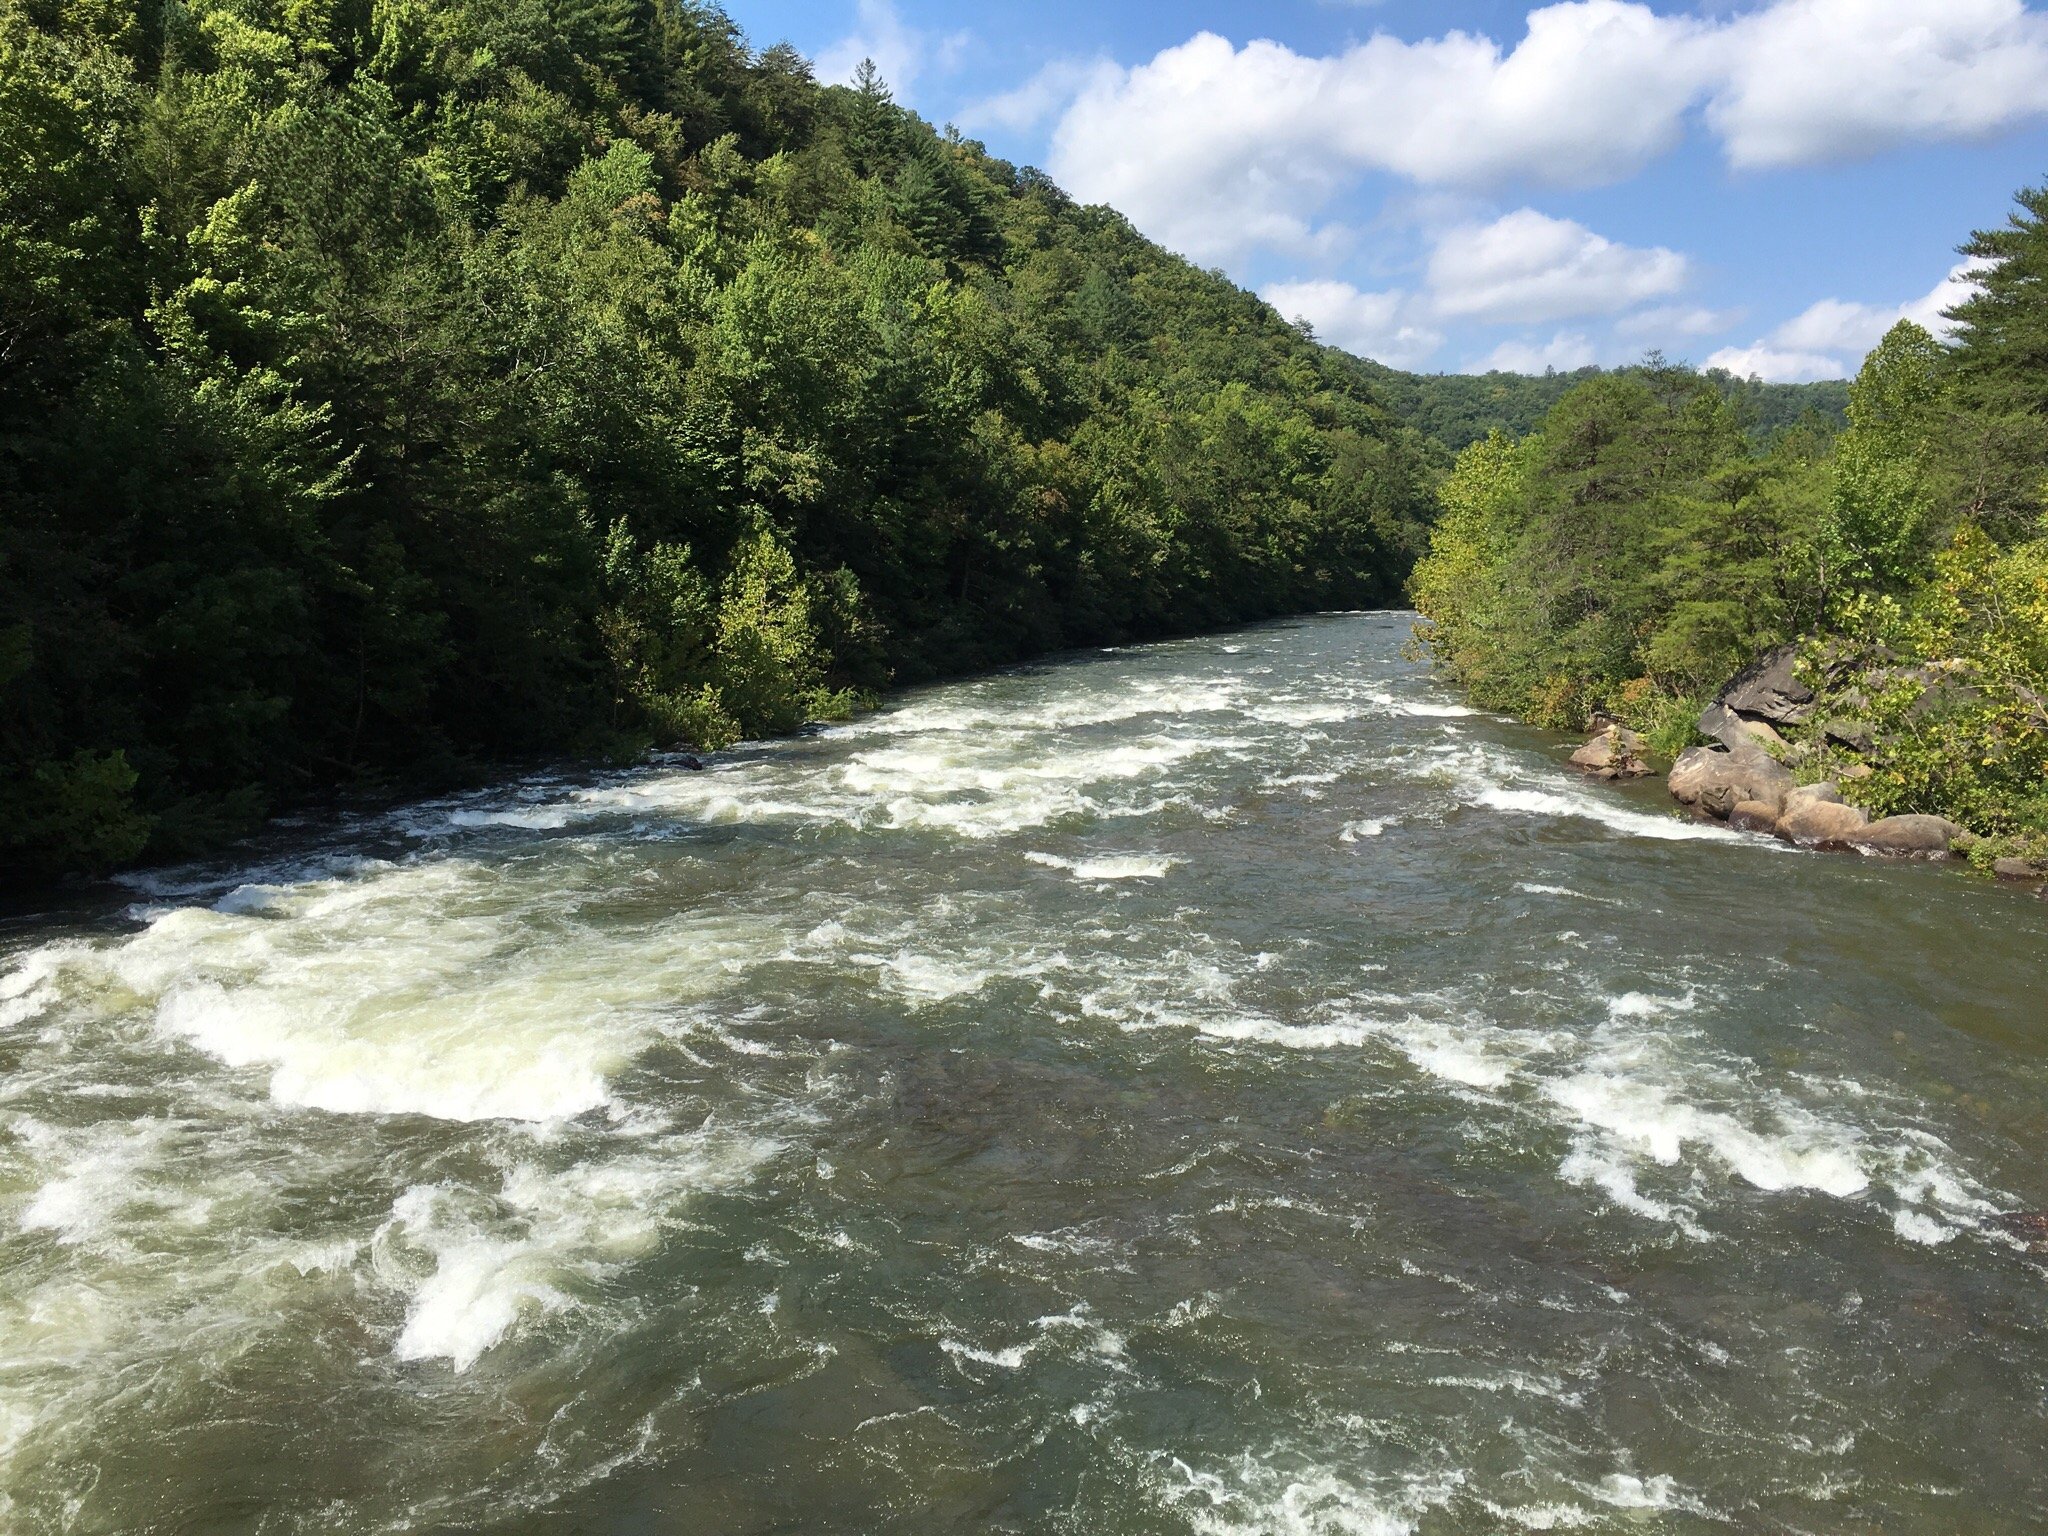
[0,1,1438,881]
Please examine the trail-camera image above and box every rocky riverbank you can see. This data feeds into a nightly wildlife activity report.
[1567,645,2048,893]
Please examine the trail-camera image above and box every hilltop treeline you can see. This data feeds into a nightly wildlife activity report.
[1414,181,2048,868]
[0,1,1437,880]
[1358,358,1850,453]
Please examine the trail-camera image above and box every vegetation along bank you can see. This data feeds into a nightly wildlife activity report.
[1,0,1447,884]
[1412,179,2048,888]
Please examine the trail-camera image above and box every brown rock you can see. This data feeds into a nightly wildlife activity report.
[1569,725,1650,780]
[1844,815,1965,857]
[1777,798,1869,846]
[1728,801,1781,834]
[1669,742,1797,820]
[1784,781,1844,811]
[1993,857,2044,882]
[1840,762,1874,782]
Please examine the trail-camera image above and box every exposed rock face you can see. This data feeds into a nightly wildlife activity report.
[1785,782,1844,810]
[1669,743,1796,820]
[1778,798,1869,846]
[1822,719,1875,754]
[1716,643,1816,726]
[1697,702,1790,749]
[1570,725,1650,780]
[1844,815,1964,857]
[1728,801,1780,834]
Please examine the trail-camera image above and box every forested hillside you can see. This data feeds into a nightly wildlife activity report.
[1357,357,1849,452]
[1413,181,2048,871]
[0,0,1438,882]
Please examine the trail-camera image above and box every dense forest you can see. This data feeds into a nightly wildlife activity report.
[0,0,1443,883]
[1359,358,1850,453]
[1413,180,2048,872]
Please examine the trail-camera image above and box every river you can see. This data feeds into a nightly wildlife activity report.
[3,611,2046,1534]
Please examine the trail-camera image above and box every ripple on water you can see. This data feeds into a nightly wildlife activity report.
[0,614,2043,1534]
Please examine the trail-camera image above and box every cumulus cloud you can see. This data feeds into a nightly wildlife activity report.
[1480,332,1601,373]
[1426,210,1688,324]
[1262,280,1445,368]
[1033,0,2048,263]
[815,0,968,99]
[1701,343,1850,383]
[1706,263,1983,380]
[1615,304,1744,338]
[1709,0,2048,168]
[958,58,1117,134]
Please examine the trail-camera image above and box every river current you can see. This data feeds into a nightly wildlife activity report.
[4,612,2047,1534]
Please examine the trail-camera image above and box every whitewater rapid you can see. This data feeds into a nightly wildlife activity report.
[3,612,2045,1534]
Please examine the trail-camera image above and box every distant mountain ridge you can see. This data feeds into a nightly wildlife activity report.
[1346,357,1851,453]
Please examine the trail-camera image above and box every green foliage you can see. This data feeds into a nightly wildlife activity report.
[1824,322,1951,600]
[1813,526,2048,831]
[1413,366,1799,731]
[0,2,1435,881]
[1414,176,2048,859]
[1358,357,1848,454]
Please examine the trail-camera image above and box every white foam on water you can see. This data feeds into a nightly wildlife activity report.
[1893,1208,1956,1245]
[26,858,796,1124]
[1339,820,1387,842]
[1475,786,1736,843]
[376,1130,778,1371]
[1542,1067,1870,1197]
[1153,1455,1462,1536]
[1366,691,1479,719]
[940,1337,1033,1370]
[1026,852,1179,880]
[872,950,993,1002]
[447,805,579,831]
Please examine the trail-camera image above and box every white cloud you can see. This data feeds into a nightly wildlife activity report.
[1709,0,2048,168]
[1708,262,1983,380]
[1426,210,1688,324]
[1615,304,1744,338]
[1262,280,1445,368]
[1036,0,2048,263]
[815,0,969,100]
[1045,10,1707,260]
[1701,344,1848,383]
[1479,332,1601,373]
[957,58,1118,135]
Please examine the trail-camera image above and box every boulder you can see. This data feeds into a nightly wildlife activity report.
[1822,719,1875,754]
[1715,643,1817,726]
[1993,857,2044,882]
[1569,725,1650,780]
[1697,702,1790,749]
[1728,801,1781,835]
[1840,762,1874,782]
[1669,742,1797,820]
[1784,781,1844,811]
[1777,798,1869,846]
[1844,815,1964,858]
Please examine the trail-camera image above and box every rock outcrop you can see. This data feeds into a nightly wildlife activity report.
[1716,643,1816,725]
[1668,742,1796,819]
[1844,815,1967,857]
[1569,724,1651,780]
[1728,801,1780,834]
[1776,783,1871,846]
[1662,752,1964,860]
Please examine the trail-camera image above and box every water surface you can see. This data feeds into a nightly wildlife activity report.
[5,612,2047,1534]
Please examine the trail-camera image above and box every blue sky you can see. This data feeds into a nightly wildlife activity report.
[721,0,2048,379]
